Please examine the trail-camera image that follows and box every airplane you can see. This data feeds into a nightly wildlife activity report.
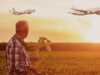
[69,6,100,16]
[95,10,100,15]
[9,8,35,15]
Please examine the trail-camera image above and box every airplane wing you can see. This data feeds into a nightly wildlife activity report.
[13,12,25,15]
[68,12,88,16]
[71,8,88,13]
[23,9,35,14]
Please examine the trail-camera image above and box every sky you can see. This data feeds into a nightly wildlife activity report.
[0,0,100,43]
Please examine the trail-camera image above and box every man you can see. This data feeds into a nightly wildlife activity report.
[6,20,41,75]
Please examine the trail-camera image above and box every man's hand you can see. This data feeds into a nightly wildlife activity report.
[29,66,41,75]
[29,55,40,62]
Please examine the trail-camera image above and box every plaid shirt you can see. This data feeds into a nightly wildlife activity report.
[6,34,30,72]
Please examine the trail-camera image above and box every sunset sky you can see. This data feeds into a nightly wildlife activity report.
[0,0,100,42]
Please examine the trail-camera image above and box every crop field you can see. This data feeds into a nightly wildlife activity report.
[1,51,100,75]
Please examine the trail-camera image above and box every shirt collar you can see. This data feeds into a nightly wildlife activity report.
[15,34,25,44]
[15,34,28,50]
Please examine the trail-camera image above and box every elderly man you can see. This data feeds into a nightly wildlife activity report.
[6,20,41,75]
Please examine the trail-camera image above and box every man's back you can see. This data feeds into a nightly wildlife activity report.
[6,34,30,74]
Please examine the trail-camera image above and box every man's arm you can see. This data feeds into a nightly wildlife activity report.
[14,46,22,71]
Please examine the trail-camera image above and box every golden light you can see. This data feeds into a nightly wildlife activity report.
[84,17,100,43]
[1,0,100,42]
